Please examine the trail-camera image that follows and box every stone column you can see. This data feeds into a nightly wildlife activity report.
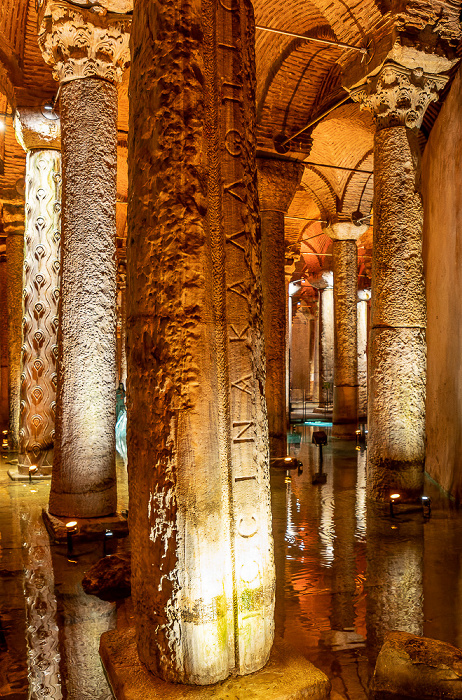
[3,204,24,449]
[0,253,8,428]
[357,289,370,421]
[326,222,367,438]
[14,108,61,476]
[116,259,127,386]
[353,62,448,500]
[257,158,303,456]
[309,272,334,406]
[128,0,274,685]
[38,1,131,516]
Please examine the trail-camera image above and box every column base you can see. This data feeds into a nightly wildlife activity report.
[331,423,358,439]
[42,506,128,543]
[100,628,331,699]
[8,468,51,481]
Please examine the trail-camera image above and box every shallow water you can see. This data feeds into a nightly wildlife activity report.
[0,428,461,699]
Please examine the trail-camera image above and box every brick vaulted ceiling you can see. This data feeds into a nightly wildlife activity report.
[0,0,461,275]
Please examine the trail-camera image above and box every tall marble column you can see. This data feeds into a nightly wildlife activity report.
[257,158,303,456]
[3,204,24,449]
[353,62,447,500]
[14,108,61,476]
[128,0,274,685]
[38,1,131,516]
[326,222,367,438]
[309,272,334,406]
[357,289,370,421]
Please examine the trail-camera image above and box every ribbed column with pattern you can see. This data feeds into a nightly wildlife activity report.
[353,62,448,499]
[14,108,61,476]
[256,158,303,457]
[38,0,131,516]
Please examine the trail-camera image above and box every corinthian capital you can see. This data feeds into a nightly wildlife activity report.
[37,0,131,85]
[351,61,448,130]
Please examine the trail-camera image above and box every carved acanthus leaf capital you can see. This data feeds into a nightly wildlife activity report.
[37,0,131,85]
[351,61,448,130]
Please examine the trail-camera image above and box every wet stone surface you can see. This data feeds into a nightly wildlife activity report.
[1,429,462,698]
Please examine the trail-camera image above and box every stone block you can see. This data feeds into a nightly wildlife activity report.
[82,552,131,601]
[370,630,462,699]
[42,507,128,543]
[100,628,331,700]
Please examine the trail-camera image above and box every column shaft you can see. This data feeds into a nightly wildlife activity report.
[4,206,24,449]
[128,0,274,685]
[0,256,8,428]
[332,240,358,438]
[49,77,118,517]
[19,148,61,474]
[318,286,334,405]
[368,126,426,500]
[357,295,369,421]
[261,209,286,455]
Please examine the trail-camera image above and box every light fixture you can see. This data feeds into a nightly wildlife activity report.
[28,465,38,482]
[66,521,78,555]
[2,431,8,451]
[103,529,114,556]
[389,493,401,517]
[422,495,431,518]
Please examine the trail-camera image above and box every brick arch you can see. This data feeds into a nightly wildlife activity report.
[340,150,374,217]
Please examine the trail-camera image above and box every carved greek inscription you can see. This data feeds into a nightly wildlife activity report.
[237,515,258,538]
[229,324,249,342]
[218,42,238,52]
[227,280,248,301]
[222,80,244,105]
[224,129,244,157]
[223,179,246,203]
[219,0,240,10]
[226,228,246,252]
[231,374,252,396]
[232,420,255,443]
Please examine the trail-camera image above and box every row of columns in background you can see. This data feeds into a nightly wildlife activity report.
[0,0,452,686]
[290,285,371,420]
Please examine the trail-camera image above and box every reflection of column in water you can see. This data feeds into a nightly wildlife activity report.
[355,449,367,540]
[318,448,335,567]
[366,504,423,661]
[271,473,288,637]
[330,455,357,631]
[50,547,116,700]
[20,509,62,699]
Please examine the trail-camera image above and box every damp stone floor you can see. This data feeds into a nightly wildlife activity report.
[1,427,462,699]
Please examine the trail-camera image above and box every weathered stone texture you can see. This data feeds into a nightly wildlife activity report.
[367,125,426,500]
[4,205,24,449]
[370,631,462,700]
[82,552,131,601]
[19,148,61,474]
[0,258,8,427]
[49,77,118,517]
[331,239,358,438]
[309,272,334,406]
[257,158,303,457]
[128,0,274,686]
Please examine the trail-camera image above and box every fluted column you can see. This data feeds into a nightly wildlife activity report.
[257,158,303,456]
[326,222,367,438]
[3,204,24,449]
[128,0,274,685]
[357,289,370,421]
[353,62,448,500]
[38,1,130,516]
[309,272,334,406]
[14,108,61,476]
